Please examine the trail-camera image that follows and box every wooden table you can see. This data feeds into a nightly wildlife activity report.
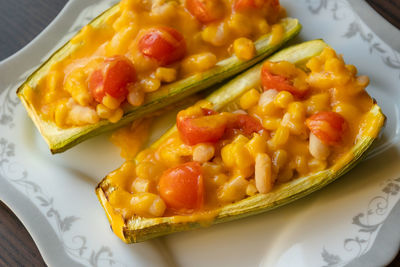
[0,0,399,266]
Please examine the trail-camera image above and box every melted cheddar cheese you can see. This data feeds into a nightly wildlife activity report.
[105,47,374,220]
[27,0,286,128]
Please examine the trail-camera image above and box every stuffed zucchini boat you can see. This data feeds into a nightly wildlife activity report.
[16,0,300,153]
[96,39,385,243]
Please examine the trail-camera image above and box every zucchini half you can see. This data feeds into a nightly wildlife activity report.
[96,40,386,243]
[16,1,301,154]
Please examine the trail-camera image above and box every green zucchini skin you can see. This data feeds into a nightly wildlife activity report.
[96,39,386,243]
[16,0,301,153]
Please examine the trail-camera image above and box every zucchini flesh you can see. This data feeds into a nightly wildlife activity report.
[16,0,301,153]
[96,39,386,243]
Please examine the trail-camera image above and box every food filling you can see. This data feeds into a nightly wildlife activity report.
[105,47,375,218]
[25,0,286,128]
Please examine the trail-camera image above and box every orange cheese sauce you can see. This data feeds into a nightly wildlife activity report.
[27,0,286,128]
[103,47,374,221]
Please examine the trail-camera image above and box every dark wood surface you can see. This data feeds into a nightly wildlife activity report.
[0,0,399,266]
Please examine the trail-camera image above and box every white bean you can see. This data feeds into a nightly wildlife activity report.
[258,89,278,107]
[255,153,272,194]
[193,143,215,163]
[309,132,330,160]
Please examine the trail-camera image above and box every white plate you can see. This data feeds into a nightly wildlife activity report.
[1,0,400,266]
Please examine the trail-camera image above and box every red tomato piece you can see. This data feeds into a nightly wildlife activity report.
[234,0,279,11]
[177,111,227,146]
[306,111,347,145]
[186,0,224,24]
[138,26,186,66]
[88,56,136,103]
[158,161,204,211]
[231,114,264,136]
[261,64,308,98]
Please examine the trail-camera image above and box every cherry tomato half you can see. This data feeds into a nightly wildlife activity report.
[138,26,186,66]
[261,63,308,99]
[229,114,264,136]
[158,161,204,211]
[88,56,136,103]
[177,107,264,145]
[177,110,227,146]
[306,111,347,145]
[186,0,225,24]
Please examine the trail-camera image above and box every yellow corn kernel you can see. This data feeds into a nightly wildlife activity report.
[305,93,330,115]
[221,143,237,168]
[64,69,92,106]
[274,91,294,108]
[181,52,217,74]
[232,134,250,144]
[255,153,273,194]
[141,78,161,93]
[127,87,145,107]
[258,90,279,115]
[136,148,154,162]
[70,25,94,44]
[106,25,137,56]
[306,57,322,72]
[158,142,192,166]
[96,103,113,119]
[270,24,284,45]
[245,133,268,158]
[282,102,306,135]
[131,192,166,217]
[155,67,177,83]
[201,23,230,46]
[193,143,215,163]
[113,10,137,31]
[54,102,68,127]
[135,161,164,181]
[233,37,255,60]
[233,165,255,179]
[159,147,182,166]
[149,0,178,21]
[45,71,61,103]
[102,94,120,110]
[287,102,305,119]
[246,182,258,196]
[228,13,253,36]
[295,155,308,176]
[269,126,290,149]
[256,18,270,34]
[325,57,344,73]
[320,47,337,61]
[217,175,248,204]
[107,162,136,191]
[221,141,253,170]
[346,64,357,75]
[262,117,281,130]
[240,89,260,110]
[272,149,288,171]
[132,177,151,193]
[108,108,124,123]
